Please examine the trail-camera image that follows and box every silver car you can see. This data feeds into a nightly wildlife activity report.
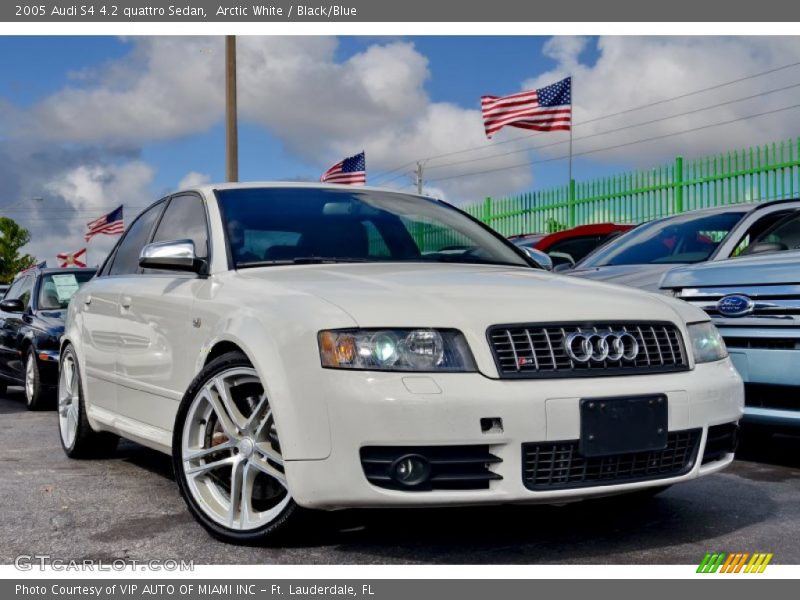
[568,200,800,291]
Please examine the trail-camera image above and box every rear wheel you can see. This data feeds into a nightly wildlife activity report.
[58,345,118,458]
[25,349,53,411]
[173,351,307,545]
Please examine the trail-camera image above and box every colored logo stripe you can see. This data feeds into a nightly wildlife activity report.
[697,552,773,573]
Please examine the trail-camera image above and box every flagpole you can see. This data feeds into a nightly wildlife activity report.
[568,75,574,227]
[568,74,573,189]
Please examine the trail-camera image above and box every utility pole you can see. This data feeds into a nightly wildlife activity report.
[225,35,239,182]
[415,161,424,195]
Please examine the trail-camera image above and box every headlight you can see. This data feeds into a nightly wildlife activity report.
[687,322,728,363]
[318,328,476,372]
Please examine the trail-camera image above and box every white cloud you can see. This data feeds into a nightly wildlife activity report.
[523,36,800,165]
[0,142,155,267]
[7,36,537,203]
[178,171,211,190]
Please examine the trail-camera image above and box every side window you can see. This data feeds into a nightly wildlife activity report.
[731,210,793,257]
[547,236,604,264]
[151,195,209,259]
[16,276,34,309]
[3,277,26,301]
[108,202,164,276]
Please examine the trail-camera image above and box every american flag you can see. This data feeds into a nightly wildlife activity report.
[57,248,87,268]
[481,77,572,139]
[85,205,124,241]
[320,151,366,185]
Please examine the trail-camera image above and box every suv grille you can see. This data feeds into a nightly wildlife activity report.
[488,322,687,378]
[522,429,701,490]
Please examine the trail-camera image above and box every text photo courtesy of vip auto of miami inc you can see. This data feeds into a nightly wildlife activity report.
[0,33,798,574]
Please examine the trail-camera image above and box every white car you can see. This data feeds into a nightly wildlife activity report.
[59,183,744,544]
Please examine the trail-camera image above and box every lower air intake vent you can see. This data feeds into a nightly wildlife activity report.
[522,429,700,490]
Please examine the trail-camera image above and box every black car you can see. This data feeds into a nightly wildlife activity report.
[0,267,96,409]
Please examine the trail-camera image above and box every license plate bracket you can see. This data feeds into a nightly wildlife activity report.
[579,395,668,457]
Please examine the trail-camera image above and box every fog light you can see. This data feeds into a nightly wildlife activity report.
[391,454,431,487]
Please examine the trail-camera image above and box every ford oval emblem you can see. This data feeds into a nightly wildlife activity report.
[716,294,754,317]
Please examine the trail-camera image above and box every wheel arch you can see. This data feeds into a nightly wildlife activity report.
[193,325,331,462]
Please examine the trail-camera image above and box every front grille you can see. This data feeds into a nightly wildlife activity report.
[488,322,688,378]
[725,337,800,350]
[521,429,700,490]
[745,383,800,411]
[360,445,502,491]
[677,285,800,324]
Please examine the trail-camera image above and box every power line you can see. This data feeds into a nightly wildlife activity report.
[370,59,800,185]
[427,102,800,183]
[424,81,800,173]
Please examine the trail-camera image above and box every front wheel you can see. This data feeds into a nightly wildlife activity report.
[25,349,53,411]
[58,345,119,458]
[172,351,307,545]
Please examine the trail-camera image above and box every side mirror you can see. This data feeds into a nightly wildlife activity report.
[0,298,24,313]
[520,247,553,271]
[139,240,205,273]
[552,262,573,273]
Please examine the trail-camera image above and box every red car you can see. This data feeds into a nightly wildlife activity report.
[510,223,634,269]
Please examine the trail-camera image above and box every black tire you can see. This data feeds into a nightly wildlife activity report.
[58,344,119,459]
[172,350,310,545]
[25,348,54,411]
[0,379,7,397]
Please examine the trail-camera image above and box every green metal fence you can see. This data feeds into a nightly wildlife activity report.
[461,137,800,237]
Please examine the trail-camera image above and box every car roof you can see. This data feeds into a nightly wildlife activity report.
[190,181,434,200]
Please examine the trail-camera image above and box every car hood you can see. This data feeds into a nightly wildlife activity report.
[567,264,682,292]
[235,263,703,329]
[661,250,800,289]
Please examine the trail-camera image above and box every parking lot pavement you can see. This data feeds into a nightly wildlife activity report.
[1,388,798,566]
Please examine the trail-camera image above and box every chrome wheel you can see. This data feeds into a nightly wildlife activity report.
[181,367,290,532]
[25,354,35,405]
[58,352,80,449]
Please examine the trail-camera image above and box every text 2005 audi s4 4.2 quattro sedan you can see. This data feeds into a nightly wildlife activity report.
[59,183,744,544]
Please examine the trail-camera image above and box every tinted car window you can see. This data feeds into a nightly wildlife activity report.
[151,195,209,258]
[217,188,528,268]
[579,211,745,267]
[17,276,34,309]
[750,211,800,251]
[547,235,606,263]
[38,271,96,310]
[108,203,164,276]
[3,277,27,302]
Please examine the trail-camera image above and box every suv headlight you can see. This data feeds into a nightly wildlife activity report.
[318,328,477,372]
[687,322,728,363]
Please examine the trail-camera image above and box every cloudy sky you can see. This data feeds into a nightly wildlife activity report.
[1,35,799,264]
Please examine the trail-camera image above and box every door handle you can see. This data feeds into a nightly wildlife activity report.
[84,296,92,306]
[121,297,132,310]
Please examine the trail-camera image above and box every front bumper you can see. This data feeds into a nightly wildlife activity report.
[283,358,743,510]
[718,325,800,429]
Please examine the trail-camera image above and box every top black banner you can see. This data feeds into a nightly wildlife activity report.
[1,0,798,22]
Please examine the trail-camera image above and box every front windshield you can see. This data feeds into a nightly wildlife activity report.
[215,188,529,269]
[38,271,95,310]
[577,211,745,267]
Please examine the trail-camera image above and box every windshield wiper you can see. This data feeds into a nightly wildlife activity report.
[237,257,371,268]
[420,255,525,268]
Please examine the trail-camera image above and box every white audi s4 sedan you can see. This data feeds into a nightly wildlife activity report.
[59,183,744,544]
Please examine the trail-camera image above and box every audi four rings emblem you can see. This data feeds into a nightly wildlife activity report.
[564,330,640,363]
